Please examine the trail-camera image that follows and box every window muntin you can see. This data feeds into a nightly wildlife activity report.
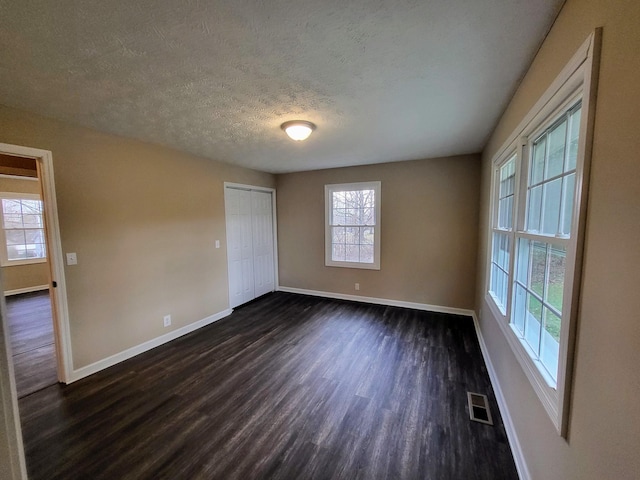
[489,155,516,312]
[526,105,582,237]
[0,194,47,265]
[325,182,381,269]
[513,239,565,382]
[509,101,581,386]
[485,31,598,436]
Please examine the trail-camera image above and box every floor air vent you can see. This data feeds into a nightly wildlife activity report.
[467,392,493,425]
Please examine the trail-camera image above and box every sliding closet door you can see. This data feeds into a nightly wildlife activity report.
[225,186,275,309]
[252,190,274,298]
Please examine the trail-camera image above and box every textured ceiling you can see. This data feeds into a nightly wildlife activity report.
[0,0,563,173]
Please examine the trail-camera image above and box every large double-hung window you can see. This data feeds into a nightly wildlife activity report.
[486,32,599,435]
[325,181,381,270]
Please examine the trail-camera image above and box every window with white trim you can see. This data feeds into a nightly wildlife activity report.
[486,31,599,435]
[489,154,516,313]
[325,181,381,269]
[0,193,47,266]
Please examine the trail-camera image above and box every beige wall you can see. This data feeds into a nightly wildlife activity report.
[0,104,275,369]
[277,155,480,310]
[476,0,640,478]
[0,176,50,293]
[2,262,49,294]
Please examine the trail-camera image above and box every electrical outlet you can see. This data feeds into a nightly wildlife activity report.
[355,283,360,291]
[215,240,220,249]
[163,315,171,327]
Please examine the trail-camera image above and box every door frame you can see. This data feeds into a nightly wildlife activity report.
[223,182,278,308]
[0,143,73,383]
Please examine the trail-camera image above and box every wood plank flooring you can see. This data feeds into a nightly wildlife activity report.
[18,292,518,480]
[7,291,58,398]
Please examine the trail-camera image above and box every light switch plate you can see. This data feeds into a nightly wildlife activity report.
[215,240,220,249]
[66,252,77,265]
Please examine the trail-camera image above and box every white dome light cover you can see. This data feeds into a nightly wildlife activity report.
[281,120,316,141]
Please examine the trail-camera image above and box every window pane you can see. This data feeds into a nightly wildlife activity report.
[362,227,375,245]
[530,241,547,298]
[21,200,42,214]
[499,269,507,308]
[25,229,44,244]
[360,245,374,263]
[6,230,26,246]
[3,214,23,228]
[541,178,562,235]
[561,173,576,236]
[345,227,359,244]
[24,243,45,258]
[332,243,346,261]
[491,233,509,270]
[500,234,510,270]
[500,158,516,196]
[546,120,567,180]
[525,294,542,354]
[512,283,526,334]
[498,196,513,230]
[543,306,561,343]
[362,208,375,225]
[490,264,498,297]
[2,200,21,215]
[527,185,543,232]
[7,245,27,260]
[567,106,581,171]
[346,245,359,262]
[22,214,43,228]
[531,136,546,185]
[516,238,530,285]
[332,208,346,225]
[333,191,345,208]
[541,308,560,382]
[547,245,566,313]
[332,226,346,243]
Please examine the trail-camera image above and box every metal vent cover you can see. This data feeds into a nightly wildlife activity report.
[467,392,493,425]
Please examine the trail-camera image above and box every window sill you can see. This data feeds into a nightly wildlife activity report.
[325,261,380,270]
[2,258,47,267]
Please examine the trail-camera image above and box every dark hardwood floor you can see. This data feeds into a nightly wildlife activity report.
[18,292,518,480]
[7,290,58,398]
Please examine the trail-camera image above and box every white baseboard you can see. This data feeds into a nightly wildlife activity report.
[471,312,530,480]
[277,286,475,317]
[4,284,49,296]
[68,308,233,383]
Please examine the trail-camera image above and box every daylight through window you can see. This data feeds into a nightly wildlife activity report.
[325,182,381,269]
[485,29,599,437]
[0,194,46,265]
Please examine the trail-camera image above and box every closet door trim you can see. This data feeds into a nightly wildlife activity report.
[224,183,278,308]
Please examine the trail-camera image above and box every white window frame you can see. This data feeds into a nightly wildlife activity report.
[485,31,600,436]
[0,192,47,266]
[325,181,381,270]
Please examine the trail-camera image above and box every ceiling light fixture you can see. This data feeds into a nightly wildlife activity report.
[281,120,316,141]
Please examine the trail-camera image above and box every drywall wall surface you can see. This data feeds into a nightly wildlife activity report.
[0,104,275,369]
[277,155,481,310]
[476,0,640,478]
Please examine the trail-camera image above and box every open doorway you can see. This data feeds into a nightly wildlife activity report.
[0,143,71,388]
[0,153,57,397]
